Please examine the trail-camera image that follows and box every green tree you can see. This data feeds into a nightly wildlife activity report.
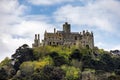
[115,69,120,75]
[32,65,65,80]
[19,62,34,78]
[50,52,67,66]
[82,54,93,69]
[70,49,82,61]
[53,56,67,66]
[61,65,80,80]
[31,73,42,80]
[0,68,8,80]
[91,60,106,70]
[49,51,59,58]
[100,54,114,71]
[113,57,120,69]
[0,57,11,67]
[11,44,34,70]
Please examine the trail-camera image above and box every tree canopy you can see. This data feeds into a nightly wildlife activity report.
[0,44,120,80]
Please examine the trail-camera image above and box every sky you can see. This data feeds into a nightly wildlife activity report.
[0,0,120,61]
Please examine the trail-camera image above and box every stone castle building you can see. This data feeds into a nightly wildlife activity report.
[32,22,94,49]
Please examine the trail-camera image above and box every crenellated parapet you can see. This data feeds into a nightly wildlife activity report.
[80,30,93,37]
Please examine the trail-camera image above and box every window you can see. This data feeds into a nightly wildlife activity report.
[57,42,59,45]
[75,36,77,40]
[49,42,51,45]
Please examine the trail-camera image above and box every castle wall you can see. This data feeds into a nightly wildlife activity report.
[32,22,94,49]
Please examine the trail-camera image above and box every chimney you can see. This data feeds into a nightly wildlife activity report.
[38,34,40,44]
[38,34,40,40]
[35,34,37,39]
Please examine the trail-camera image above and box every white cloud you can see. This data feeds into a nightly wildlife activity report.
[0,18,54,61]
[0,17,54,62]
[0,0,18,14]
[54,0,120,32]
[0,0,27,15]
[0,0,54,62]
[11,20,54,40]
[0,0,26,61]
[112,45,120,50]
[0,0,27,34]
[0,0,120,62]
[27,0,74,5]
[0,33,32,61]
[95,42,109,50]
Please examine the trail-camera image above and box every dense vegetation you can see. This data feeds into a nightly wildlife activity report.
[0,44,120,80]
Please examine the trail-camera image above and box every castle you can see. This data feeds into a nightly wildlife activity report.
[32,22,94,49]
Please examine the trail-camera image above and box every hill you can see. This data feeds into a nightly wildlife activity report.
[0,44,120,80]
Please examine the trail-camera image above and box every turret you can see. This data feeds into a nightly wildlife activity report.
[34,34,37,42]
[54,28,56,33]
[44,30,47,37]
[38,34,40,44]
[83,30,85,35]
[91,31,93,37]
[32,34,40,47]
[45,30,47,34]
[63,22,71,33]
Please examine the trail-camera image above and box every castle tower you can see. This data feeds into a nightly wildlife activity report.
[63,22,71,33]
[32,34,40,48]
[54,28,56,33]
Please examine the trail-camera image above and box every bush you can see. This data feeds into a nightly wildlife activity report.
[0,68,8,80]
[39,65,65,80]
[49,52,67,66]
[70,49,82,61]
[115,69,120,75]
[61,65,80,80]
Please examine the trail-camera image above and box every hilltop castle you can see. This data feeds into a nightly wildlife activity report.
[32,22,94,49]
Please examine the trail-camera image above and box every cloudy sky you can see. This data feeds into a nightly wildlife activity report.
[0,0,120,61]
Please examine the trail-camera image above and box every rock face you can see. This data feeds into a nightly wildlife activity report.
[32,22,94,49]
[81,70,113,80]
[81,70,95,80]
[110,50,120,55]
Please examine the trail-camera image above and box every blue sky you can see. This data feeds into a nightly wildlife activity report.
[0,0,120,61]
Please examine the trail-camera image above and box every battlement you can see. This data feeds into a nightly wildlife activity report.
[80,30,93,36]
